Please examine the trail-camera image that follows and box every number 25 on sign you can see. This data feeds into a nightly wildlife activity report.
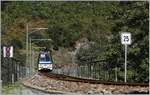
[121,32,131,45]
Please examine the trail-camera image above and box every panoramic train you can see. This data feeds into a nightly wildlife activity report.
[38,49,53,71]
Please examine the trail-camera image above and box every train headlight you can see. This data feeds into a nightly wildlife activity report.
[49,64,53,70]
[38,64,43,70]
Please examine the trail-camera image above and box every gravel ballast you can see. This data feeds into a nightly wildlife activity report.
[22,73,149,94]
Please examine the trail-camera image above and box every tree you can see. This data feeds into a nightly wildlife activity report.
[104,1,149,82]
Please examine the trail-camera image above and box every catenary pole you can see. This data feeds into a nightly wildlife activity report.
[0,1,2,94]
[26,24,28,76]
[29,38,32,75]
[28,27,48,75]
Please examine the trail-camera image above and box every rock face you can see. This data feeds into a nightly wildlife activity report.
[23,73,149,94]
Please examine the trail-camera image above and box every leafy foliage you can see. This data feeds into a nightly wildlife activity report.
[1,1,149,83]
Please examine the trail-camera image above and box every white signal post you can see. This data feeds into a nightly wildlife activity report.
[3,46,14,85]
[121,32,131,83]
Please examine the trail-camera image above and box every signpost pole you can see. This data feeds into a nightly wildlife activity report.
[125,44,127,83]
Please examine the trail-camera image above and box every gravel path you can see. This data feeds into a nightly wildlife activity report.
[2,85,56,95]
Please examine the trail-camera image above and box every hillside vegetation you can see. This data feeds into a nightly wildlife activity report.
[1,1,149,83]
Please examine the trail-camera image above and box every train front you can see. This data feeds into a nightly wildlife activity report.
[38,50,53,71]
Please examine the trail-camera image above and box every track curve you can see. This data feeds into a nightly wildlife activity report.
[39,72,149,87]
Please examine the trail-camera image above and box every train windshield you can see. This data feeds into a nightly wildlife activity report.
[40,52,51,62]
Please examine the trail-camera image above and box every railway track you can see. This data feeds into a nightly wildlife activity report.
[39,72,149,87]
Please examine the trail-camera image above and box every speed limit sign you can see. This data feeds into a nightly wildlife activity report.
[121,32,131,45]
